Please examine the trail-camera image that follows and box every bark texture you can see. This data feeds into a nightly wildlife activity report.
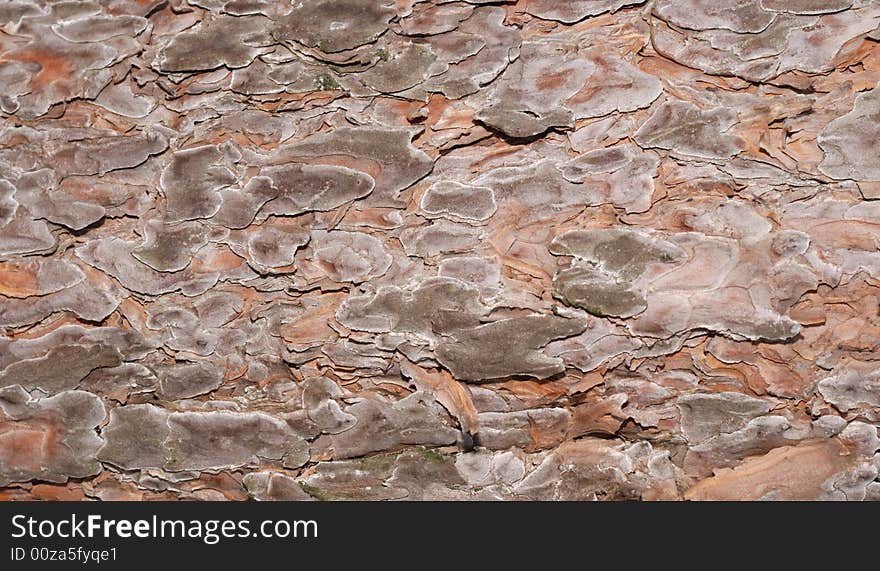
[1,0,879,501]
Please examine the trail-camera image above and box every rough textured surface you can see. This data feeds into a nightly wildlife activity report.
[1,0,879,502]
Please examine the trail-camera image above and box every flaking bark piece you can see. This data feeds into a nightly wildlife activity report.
[474,42,663,139]
[473,158,648,215]
[550,228,685,318]
[212,177,277,230]
[276,126,433,206]
[0,278,121,328]
[525,0,646,24]
[52,15,148,43]
[475,42,593,138]
[818,368,880,414]
[155,14,273,72]
[400,359,480,435]
[0,2,43,26]
[759,0,852,15]
[155,362,225,400]
[399,2,474,35]
[550,228,685,280]
[317,391,459,459]
[683,427,879,500]
[420,181,496,221]
[299,230,392,284]
[245,223,310,269]
[75,237,218,296]
[354,42,437,94]
[46,129,168,177]
[0,259,84,298]
[0,386,105,486]
[677,392,773,445]
[438,256,501,294]
[13,169,105,231]
[80,363,158,403]
[0,180,17,227]
[653,0,777,33]
[558,145,660,214]
[1,21,138,117]
[0,210,56,260]
[243,472,314,501]
[0,326,153,373]
[132,220,209,273]
[98,404,310,472]
[301,377,357,435]
[160,145,237,223]
[649,7,880,82]
[422,6,521,99]
[0,344,122,394]
[477,408,571,451]
[272,0,396,54]
[94,82,156,118]
[818,83,880,182]
[166,410,311,471]
[336,277,487,337]
[399,220,483,258]
[564,51,663,121]
[634,100,745,160]
[435,314,587,381]
[259,163,376,216]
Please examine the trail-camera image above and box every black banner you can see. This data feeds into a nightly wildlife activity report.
[0,501,873,567]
